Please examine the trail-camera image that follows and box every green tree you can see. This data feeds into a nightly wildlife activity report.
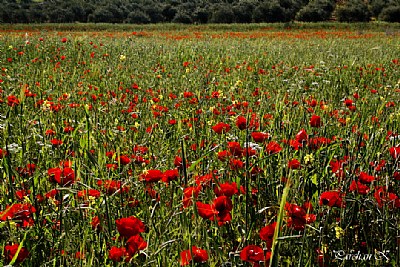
[296,0,335,22]
[379,5,400,22]
[142,2,165,23]
[233,0,256,23]
[89,6,115,23]
[162,4,178,22]
[335,0,371,22]
[172,10,193,23]
[193,6,209,23]
[252,0,287,22]
[369,0,390,17]
[126,10,151,24]
[209,3,235,23]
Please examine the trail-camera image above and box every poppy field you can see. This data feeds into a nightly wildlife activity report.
[0,25,399,266]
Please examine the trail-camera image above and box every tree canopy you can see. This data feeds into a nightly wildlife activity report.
[0,0,399,23]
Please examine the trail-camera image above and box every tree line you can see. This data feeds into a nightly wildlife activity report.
[1,0,399,24]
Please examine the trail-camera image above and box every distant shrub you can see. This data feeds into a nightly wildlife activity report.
[335,0,371,22]
[193,7,209,24]
[233,1,255,23]
[296,0,335,22]
[210,4,235,23]
[252,0,287,23]
[379,5,400,22]
[369,0,390,17]
[172,11,193,24]
[126,10,151,24]
[88,7,114,23]
[143,4,165,23]
[161,4,177,22]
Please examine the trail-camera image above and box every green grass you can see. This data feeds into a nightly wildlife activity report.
[0,24,399,266]
[0,21,400,32]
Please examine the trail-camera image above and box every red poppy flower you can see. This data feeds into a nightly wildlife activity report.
[288,159,301,169]
[105,151,114,158]
[180,246,208,266]
[50,139,63,146]
[195,172,215,186]
[265,141,282,155]
[308,137,331,150]
[319,191,345,208]
[329,157,348,179]
[196,201,216,220]
[371,159,386,172]
[1,203,36,227]
[305,213,317,224]
[45,189,59,199]
[91,216,101,230]
[214,182,239,197]
[115,216,146,238]
[77,189,101,199]
[240,245,265,264]
[227,141,243,157]
[349,180,370,195]
[230,158,245,170]
[117,155,131,165]
[125,234,147,256]
[108,246,127,262]
[16,163,36,178]
[286,205,315,230]
[295,129,308,143]
[310,115,322,127]
[168,119,177,125]
[174,156,184,169]
[307,98,317,107]
[7,95,20,107]
[15,189,30,200]
[140,169,163,183]
[74,251,85,260]
[213,196,233,214]
[183,91,194,98]
[259,222,276,248]
[0,148,7,158]
[236,116,247,130]
[106,163,118,171]
[97,180,129,194]
[285,203,306,219]
[344,99,353,107]
[389,146,400,159]
[4,244,29,263]
[217,150,231,161]
[358,172,375,184]
[212,122,231,134]
[63,126,74,133]
[182,185,202,208]
[374,186,400,209]
[251,132,270,143]
[287,139,302,150]
[285,216,305,231]
[243,147,257,157]
[216,210,232,226]
[191,196,234,226]
[162,169,179,183]
[47,167,75,186]
[303,201,313,211]
[316,248,329,267]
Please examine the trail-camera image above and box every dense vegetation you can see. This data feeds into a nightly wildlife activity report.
[1,0,400,24]
[0,25,399,266]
